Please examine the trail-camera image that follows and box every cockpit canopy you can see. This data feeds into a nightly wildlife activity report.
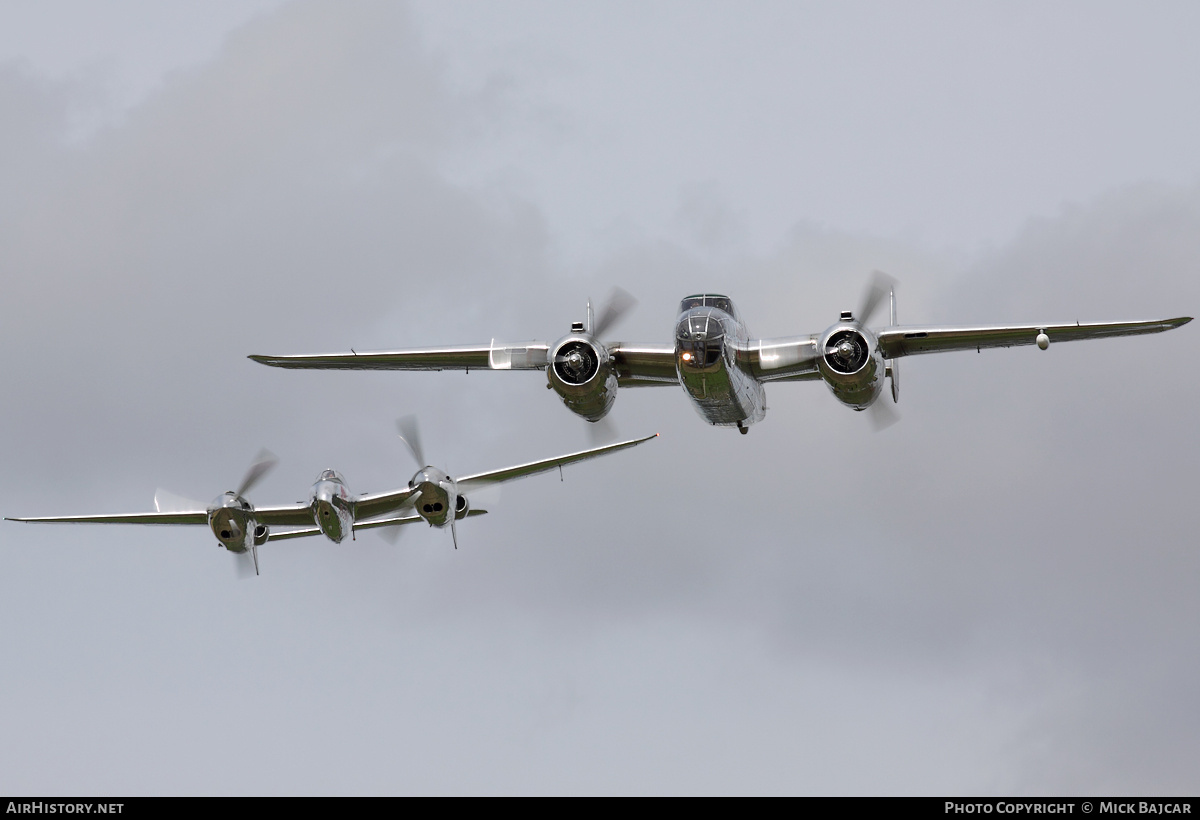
[317,469,345,484]
[679,294,737,319]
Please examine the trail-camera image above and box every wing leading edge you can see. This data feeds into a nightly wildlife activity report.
[6,511,210,525]
[877,317,1191,358]
[249,341,549,372]
[455,433,658,488]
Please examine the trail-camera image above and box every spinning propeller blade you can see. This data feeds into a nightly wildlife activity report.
[589,286,637,338]
[232,549,257,579]
[154,488,204,513]
[396,415,426,467]
[236,449,278,498]
[586,414,620,447]
[868,397,900,432]
[856,270,897,326]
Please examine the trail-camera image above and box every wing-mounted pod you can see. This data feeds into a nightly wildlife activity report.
[454,493,470,520]
[547,326,618,422]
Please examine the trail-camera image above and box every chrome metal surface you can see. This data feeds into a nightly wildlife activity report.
[674,302,765,427]
[8,434,656,567]
[248,281,1191,431]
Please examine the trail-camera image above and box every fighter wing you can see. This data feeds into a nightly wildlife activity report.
[455,433,658,488]
[249,341,549,372]
[251,505,323,527]
[7,504,320,528]
[6,511,209,525]
[352,509,487,532]
[877,317,1191,358]
[256,527,323,542]
[352,486,420,522]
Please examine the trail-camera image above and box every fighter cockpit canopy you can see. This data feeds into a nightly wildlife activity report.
[679,294,738,318]
[317,469,345,483]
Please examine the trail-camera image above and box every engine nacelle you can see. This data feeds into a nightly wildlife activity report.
[207,492,258,553]
[816,323,886,410]
[454,494,470,520]
[547,333,617,422]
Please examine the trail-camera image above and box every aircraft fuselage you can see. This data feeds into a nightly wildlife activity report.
[673,295,766,428]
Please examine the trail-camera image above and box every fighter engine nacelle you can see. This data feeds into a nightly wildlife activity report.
[547,332,617,422]
[816,322,886,410]
[207,493,260,553]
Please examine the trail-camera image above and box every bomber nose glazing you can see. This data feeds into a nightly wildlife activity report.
[676,310,726,367]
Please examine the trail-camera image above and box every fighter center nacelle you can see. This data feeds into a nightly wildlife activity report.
[546,322,617,422]
[311,470,354,543]
[206,492,269,553]
[816,311,886,411]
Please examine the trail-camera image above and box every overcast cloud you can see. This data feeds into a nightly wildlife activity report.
[0,0,1197,795]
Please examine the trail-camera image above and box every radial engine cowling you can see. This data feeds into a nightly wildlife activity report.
[547,334,617,422]
[816,323,886,410]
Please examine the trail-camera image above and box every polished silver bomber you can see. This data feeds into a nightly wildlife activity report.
[5,433,657,575]
[248,276,1193,433]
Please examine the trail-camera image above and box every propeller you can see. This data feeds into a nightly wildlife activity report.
[867,397,900,432]
[586,413,620,447]
[232,450,276,578]
[374,491,421,545]
[376,523,406,545]
[232,549,258,579]
[154,488,204,514]
[236,449,278,498]
[589,286,638,338]
[394,417,460,549]
[855,270,897,326]
[396,415,426,468]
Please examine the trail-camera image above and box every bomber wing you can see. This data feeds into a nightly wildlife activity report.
[741,336,821,382]
[455,433,657,488]
[877,317,1191,358]
[609,343,678,387]
[249,342,549,372]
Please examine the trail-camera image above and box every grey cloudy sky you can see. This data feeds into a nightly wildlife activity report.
[0,0,1197,795]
